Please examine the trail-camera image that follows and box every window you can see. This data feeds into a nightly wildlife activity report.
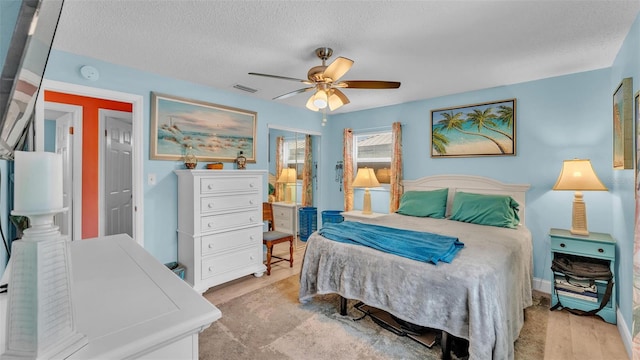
[354,131,392,184]
[284,137,305,179]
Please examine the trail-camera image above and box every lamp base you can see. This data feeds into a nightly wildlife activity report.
[2,215,87,359]
[362,188,372,215]
[570,191,589,236]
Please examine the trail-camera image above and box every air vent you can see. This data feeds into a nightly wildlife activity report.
[233,84,258,93]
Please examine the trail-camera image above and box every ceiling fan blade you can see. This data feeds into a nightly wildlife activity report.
[323,57,353,82]
[328,89,350,111]
[338,80,401,89]
[273,87,316,100]
[249,72,312,84]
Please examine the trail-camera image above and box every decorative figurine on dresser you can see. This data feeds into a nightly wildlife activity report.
[175,170,267,293]
[549,228,617,324]
[235,151,247,169]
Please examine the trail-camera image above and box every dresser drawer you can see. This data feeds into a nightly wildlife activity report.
[273,207,292,221]
[201,246,262,279]
[200,176,260,195]
[201,227,261,256]
[551,236,615,260]
[200,193,260,214]
[201,209,261,232]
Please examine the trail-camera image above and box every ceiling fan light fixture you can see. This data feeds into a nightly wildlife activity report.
[312,90,328,109]
[305,96,319,111]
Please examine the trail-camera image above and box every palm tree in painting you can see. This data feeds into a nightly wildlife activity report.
[467,108,513,141]
[497,105,514,129]
[435,110,508,154]
[432,127,449,155]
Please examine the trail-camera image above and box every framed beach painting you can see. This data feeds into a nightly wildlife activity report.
[613,77,633,169]
[431,99,516,157]
[150,92,256,162]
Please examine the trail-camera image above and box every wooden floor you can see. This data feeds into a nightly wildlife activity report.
[203,238,630,360]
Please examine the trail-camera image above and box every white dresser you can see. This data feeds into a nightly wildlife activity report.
[271,201,298,236]
[175,170,267,293]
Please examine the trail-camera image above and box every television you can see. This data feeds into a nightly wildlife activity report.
[0,0,64,160]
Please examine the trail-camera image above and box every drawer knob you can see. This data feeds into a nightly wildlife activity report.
[249,199,254,205]
[249,183,255,188]
[208,244,214,248]
[249,235,254,240]
[250,255,254,260]
[560,243,566,248]
[249,216,255,222]
[208,203,214,208]
[208,223,213,228]
[208,266,213,271]
[598,248,604,253]
[208,184,213,190]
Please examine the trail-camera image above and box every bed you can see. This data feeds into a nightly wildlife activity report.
[299,175,532,360]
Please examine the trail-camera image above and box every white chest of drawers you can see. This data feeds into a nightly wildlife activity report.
[175,170,267,293]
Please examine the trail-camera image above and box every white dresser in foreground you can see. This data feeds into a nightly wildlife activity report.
[0,234,221,359]
[175,170,267,293]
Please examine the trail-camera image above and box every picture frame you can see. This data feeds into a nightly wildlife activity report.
[613,77,633,169]
[150,92,256,162]
[635,91,639,198]
[431,98,516,157]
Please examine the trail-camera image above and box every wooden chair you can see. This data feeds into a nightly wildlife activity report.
[262,202,294,275]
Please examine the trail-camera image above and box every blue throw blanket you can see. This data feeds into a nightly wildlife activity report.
[318,221,464,264]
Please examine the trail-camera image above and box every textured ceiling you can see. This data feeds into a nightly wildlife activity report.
[51,0,640,114]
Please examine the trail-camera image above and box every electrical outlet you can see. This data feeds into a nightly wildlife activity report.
[148,173,156,185]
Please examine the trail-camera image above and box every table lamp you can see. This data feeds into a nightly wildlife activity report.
[552,159,607,236]
[3,151,87,359]
[352,168,380,215]
[277,168,297,203]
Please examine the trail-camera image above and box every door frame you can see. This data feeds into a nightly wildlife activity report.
[35,80,145,246]
[45,103,83,241]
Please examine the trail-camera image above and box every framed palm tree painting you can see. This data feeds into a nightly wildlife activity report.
[431,99,516,157]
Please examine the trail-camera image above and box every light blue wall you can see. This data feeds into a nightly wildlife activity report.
[42,49,323,265]
[610,12,640,335]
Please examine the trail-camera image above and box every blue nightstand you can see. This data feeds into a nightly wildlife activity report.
[549,228,616,324]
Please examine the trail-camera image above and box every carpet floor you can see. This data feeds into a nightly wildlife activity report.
[199,275,548,360]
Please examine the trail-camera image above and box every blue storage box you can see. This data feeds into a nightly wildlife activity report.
[299,207,318,241]
[165,262,185,280]
[322,210,344,225]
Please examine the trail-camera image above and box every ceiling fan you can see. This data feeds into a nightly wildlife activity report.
[249,47,401,112]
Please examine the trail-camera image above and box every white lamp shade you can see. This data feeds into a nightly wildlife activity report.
[352,168,380,188]
[553,159,607,191]
[13,151,64,214]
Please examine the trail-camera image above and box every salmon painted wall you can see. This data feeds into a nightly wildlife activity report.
[44,90,132,239]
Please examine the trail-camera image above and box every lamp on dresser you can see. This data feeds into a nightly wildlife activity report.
[278,168,297,203]
[3,151,87,359]
[552,158,608,236]
[352,168,380,215]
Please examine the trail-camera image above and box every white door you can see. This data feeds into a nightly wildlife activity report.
[54,112,73,238]
[102,110,133,237]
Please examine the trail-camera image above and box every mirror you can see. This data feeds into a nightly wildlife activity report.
[268,127,320,208]
[0,0,64,159]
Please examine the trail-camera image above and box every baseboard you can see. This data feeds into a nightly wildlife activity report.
[532,276,551,294]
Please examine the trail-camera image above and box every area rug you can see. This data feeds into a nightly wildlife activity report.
[198,276,548,360]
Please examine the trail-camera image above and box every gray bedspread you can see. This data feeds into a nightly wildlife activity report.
[299,213,533,360]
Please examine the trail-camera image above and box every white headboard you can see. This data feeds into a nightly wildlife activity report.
[402,175,531,225]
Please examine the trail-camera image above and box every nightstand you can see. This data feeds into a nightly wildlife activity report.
[549,228,616,324]
[341,210,386,222]
[271,202,299,236]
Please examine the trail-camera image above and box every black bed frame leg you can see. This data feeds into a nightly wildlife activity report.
[441,331,452,360]
[339,296,347,315]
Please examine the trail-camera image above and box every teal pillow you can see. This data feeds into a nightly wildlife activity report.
[396,188,448,218]
[450,192,520,228]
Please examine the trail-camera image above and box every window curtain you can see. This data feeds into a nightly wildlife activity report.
[389,122,403,212]
[343,128,354,211]
[301,134,313,206]
[275,136,284,202]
